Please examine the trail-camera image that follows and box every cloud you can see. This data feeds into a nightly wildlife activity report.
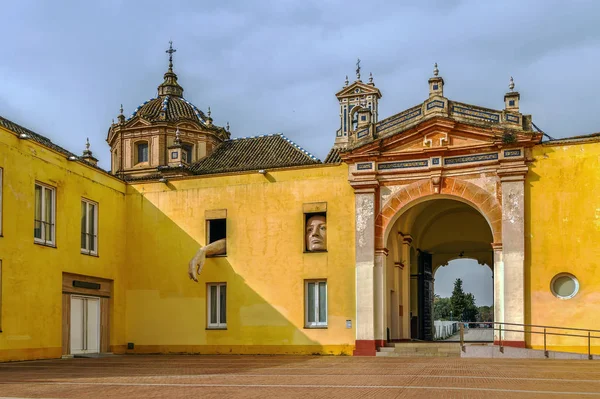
[1,0,600,167]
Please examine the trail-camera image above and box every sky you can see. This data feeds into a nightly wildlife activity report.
[2,0,600,168]
[1,1,598,307]
[435,260,493,306]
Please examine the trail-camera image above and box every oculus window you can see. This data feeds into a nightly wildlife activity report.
[551,273,579,299]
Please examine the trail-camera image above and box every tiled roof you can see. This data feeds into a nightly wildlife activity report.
[541,132,600,145]
[324,147,342,163]
[0,115,77,158]
[190,134,320,175]
[0,115,113,175]
[129,96,208,124]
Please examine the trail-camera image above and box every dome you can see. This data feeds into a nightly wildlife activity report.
[127,42,209,126]
[129,96,208,125]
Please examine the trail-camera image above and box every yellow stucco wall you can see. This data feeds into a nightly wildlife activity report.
[0,127,128,361]
[526,140,600,353]
[124,164,356,355]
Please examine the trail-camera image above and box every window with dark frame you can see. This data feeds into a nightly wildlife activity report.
[34,183,55,246]
[207,283,227,328]
[136,142,149,163]
[182,144,193,163]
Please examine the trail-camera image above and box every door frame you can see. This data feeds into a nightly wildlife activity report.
[62,273,113,356]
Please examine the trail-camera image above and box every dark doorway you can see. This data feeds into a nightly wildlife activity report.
[417,250,434,341]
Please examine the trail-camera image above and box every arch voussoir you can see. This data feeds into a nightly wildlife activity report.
[376,177,502,247]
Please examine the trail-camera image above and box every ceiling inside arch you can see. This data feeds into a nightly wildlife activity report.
[389,198,493,270]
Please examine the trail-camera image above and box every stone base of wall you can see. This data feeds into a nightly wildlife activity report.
[0,347,62,362]
[114,344,354,356]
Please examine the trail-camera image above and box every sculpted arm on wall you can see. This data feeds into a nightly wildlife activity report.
[188,238,227,282]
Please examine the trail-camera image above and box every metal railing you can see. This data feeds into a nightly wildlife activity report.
[458,321,600,360]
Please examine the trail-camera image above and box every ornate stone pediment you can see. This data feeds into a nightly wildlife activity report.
[335,81,382,99]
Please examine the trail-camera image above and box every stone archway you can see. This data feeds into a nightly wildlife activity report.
[375,177,502,249]
[353,174,526,356]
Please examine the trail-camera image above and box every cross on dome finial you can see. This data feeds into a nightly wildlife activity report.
[509,76,515,92]
[356,58,361,80]
[433,63,439,77]
[166,41,177,71]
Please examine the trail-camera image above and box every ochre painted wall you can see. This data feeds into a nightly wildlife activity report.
[526,140,600,353]
[0,127,128,361]
[124,165,356,355]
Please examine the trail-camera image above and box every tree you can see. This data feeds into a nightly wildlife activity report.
[433,295,451,320]
[463,293,479,322]
[477,305,494,322]
[450,278,479,322]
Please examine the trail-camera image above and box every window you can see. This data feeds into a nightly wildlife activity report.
[551,273,579,299]
[0,167,3,236]
[182,144,193,163]
[34,183,55,246]
[305,212,327,252]
[0,260,2,331]
[206,218,226,256]
[136,142,148,164]
[81,199,98,255]
[305,280,327,327]
[207,283,226,328]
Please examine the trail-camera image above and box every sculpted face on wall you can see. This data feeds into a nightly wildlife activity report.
[306,214,327,252]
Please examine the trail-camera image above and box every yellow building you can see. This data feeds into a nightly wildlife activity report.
[1,52,599,362]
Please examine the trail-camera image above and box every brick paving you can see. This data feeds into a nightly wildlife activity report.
[1,355,600,398]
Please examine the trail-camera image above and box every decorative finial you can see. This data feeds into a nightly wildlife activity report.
[369,72,373,84]
[356,58,361,80]
[117,104,125,123]
[509,76,515,92]
[166,41,177,71]
[226,122,230,132]
[344,75,349,87]
[433,63,439,77]
[207,106,211,118]
[175,127,181,144]
[82,137,93,158]
[112,118,115,124]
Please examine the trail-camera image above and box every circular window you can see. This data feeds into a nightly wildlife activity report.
[550,273,579,299]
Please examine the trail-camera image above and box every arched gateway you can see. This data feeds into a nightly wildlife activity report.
[332,67,542,355]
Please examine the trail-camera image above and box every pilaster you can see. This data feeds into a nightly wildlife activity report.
[498,171,526,347]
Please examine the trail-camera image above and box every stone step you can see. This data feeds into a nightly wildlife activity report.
[377,342,462,358]
[376,351,459,358]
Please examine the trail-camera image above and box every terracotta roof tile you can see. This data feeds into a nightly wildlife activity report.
[0,115,114,176]
[190,134,320,175]
[324,147,342,163]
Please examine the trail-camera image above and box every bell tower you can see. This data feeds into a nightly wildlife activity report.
[334,59,382,149]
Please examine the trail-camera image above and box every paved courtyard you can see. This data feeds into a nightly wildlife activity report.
[1,355,600,398]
